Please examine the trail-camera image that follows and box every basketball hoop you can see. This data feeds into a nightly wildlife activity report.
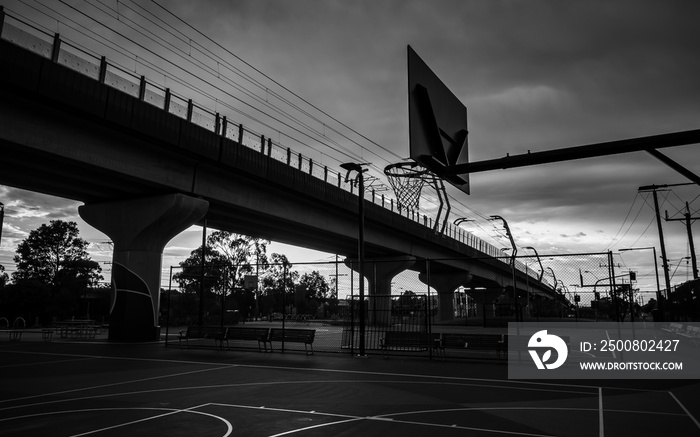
[384,162,430,211]
[384,161,452,235]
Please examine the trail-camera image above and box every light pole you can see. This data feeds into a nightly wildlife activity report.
[546,267,561,317]
[524,246,544,282]
[341,162,369,357]
[619,247,662,320]
[491,215,520,322]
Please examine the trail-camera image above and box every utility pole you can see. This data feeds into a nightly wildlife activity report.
[639,185,672,318]
[665,201,699,280]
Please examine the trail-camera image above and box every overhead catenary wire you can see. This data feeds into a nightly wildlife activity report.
[51,0,369,166]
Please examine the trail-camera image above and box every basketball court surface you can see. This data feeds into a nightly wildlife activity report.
[2,338,700,436]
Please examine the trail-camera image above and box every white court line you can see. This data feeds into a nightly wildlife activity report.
[0,379,594,415]
[599,387,604,437]
[0,405,232,437]
[0,360,239,406]
[0,348,606,396]
[0,356,98,369]
[0,348,672,395]
[668,391,700,431]
[267,418,365,437]
[212,402,559,437]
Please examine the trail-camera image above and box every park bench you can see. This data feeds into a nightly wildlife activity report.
[380,331,440,359]
[267,328,315,355]
[1,317,26,342]
[178,325,224,348]
[662,322,684,334]
[41,327,55,341]
[436,333,505,359]
[218,326,271,351]
[56,320,100,339]
[672,325,700,346]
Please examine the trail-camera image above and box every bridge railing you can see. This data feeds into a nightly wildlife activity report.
[0,8,539,281]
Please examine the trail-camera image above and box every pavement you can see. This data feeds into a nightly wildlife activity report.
[1,333,700,436]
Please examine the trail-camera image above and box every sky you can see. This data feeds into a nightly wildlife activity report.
[1,0,699,299]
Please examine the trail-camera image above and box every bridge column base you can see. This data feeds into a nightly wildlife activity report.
[79,194,208,342]
[345,255,416,326]
[467,289,504,324]
[419,270,472,322]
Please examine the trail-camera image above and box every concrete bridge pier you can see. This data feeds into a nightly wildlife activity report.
[418,270,472,321]
[79,193,209,342]
[467,288,504,322]
[345,255,416,326]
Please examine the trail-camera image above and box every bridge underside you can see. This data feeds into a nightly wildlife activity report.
[0,38,555,340]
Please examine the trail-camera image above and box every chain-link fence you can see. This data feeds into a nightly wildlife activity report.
[162,252,656,358]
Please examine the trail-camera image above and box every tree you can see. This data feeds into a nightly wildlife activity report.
[298,270,331,317]
[12,220,102,288]
[261,253,298,314]
[173,245,230,294]
[209,231,269,289]
[0,264,8,288]
[300,271,330,303]
[9,220,102,323]
[173,232,271,321]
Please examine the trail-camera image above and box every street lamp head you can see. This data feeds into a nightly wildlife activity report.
[340,163,369,182]
[340,162,363,172]
[453,217,475,226]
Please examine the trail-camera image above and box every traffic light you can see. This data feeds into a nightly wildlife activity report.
[630,271,636,281]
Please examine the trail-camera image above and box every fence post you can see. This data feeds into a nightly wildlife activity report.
[267,138,272,157]
[260,135,265,154]
[214,113,221,135]
[238,124,244,144]
[309,159,314,175]
[287,148,291,165]
[221,116,227,137]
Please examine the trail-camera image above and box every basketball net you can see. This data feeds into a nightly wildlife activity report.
[384,161,451,235]
[384,162,428,211]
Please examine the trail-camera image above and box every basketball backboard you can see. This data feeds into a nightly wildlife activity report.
[408,45,470,194]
